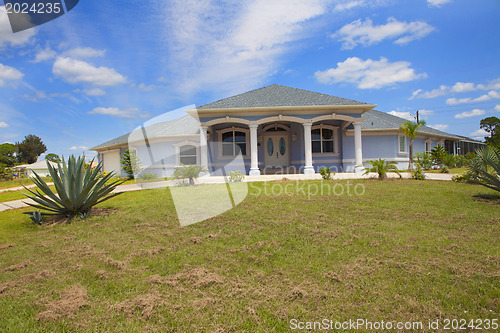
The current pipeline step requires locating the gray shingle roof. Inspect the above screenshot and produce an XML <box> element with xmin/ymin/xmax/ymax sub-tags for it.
<box><xmin>360</xmin><ymin>110</ymin><xmax>461</xmax><ymax>139</ymax></box>
<box><xmin>198</xmin><ymin>84</ymin><xmax>369</xmax><ymax>109</ymax></box>
<box><xmin>91</xmin><ymin>115</ymin><xmax>199</xmax><ymax>150</ymax></box>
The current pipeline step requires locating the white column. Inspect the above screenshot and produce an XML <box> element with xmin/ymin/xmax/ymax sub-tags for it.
<box><xmin>199</xmin><ymin>126</ymin><xmax>209</xmax><ymax>173</ymax></box>
<box><xmin>249</xmin><ymin>124</ymin><xmax>260</xmax><ymax>176</ymax></box>
<box><xmin>354</xmin><ymin>122</ymin><xmax>363</xmax><ymax>173</ymax></box>
<box><xmin>303</xmin><ymin>122</ymin><xmax>314</xmax><ymax>174</ymax></box>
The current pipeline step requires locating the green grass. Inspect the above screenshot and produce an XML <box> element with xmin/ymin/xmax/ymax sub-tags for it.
<box><xmin>0</xmin><ymin>180</ymin><xmax>498</xmax><ymax>332</ymax></box>
<box><xmin>426</xmin><ymin>167</ymin><xmax>468</xmax><ymax>174</ymax></box>
<box><xmin>0</xmin><ymin>186</ymin><xmax>57</xmax><ymax>203</ymax></box>
<box><xmin>0</xmin><ymin>177</ymin><xmax>51</xmax><ymax>190</ymax></box>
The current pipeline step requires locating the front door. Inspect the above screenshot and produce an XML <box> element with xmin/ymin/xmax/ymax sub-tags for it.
<box><xmin>264</xmin><ymin>134</ymin><xmax>290</xmax><ymax>167</ymax></box>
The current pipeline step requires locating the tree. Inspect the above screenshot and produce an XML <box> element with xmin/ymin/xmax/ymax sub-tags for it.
<box><xmin>45</xmin><ymin>153</ymin><xmax>61</xmax><ymax>163</ymax></box>
<box><xmin>121</xmin><ymin>149</ymin><xmax>142</xmax><ymax>179</ymax></box>
<box><xmin>400</xmin><ymin>120</ymin><xmax>426</xmax><ymax>170</ymax></box>
<box><xmin>16</xmin><ymin>135</ymin><xmax>47</xmax><ymax>164</ymax></box>
<box><xmin>0</xmin><ymin>143</ymin><xmax>16</xmax><ymax>167</ymax></box>
<box><xmin>480</xmin><ymin>116</ymin><xmax>500</xmax><ymax>148</ymax></box>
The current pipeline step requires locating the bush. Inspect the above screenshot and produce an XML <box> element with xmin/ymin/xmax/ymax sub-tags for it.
<box><xmin>320</xmin><ymin>167</ymin><xmax>333</xmax><ymax>180</ymax></box>
<box><xmin>173</xmin><ymin>164</ymin><xmax>207</xmax><ymax>186</ymax></box>
<box><xmin>138</xmin><ymin>173</ymin><xmax>158</xmax><ymax>181</ymax></box>
<box><xmin>363</xmin><ymin>159</ymin><xmax>400</xmax><ymax>179</ymax></box>
<box><xmin>411</xmin><ymin>165</ymin><xmax>426</xmax><ymax>180</ymax></box>
<box><xmin>228</xmin><ymin>170</ymin><xmax>244</xmax><ymax>182</ymax></box>
<box><xmin>440</xmin><ymin>166</ymin><xmax>450</xmax><ymax>173</ymax></box>
<box><xmin>23</xmin><ymin>155</ymin><xmax>123</xmax><ymax>219</ymax></box>
<box><xmin>467</xmin><ymin>146</ymin><xmax>500</xmax><ymax>193</ymax></box>
<box><xmin>415</xmin><ymin>152</ymin><xmax>433</xmax><ymax>170</ymax></box>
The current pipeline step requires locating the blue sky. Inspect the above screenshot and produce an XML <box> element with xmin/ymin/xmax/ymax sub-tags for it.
<box><xmin>0</xmin><ymin>0</ymin><xmax>499</xmax><ymax>160</ymax></box>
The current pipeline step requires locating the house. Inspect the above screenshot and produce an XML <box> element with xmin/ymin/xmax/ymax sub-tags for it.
<box><xmin>12</xmin><ymin>160</ymin><xmax>58</xmax><ymax>178</ymax></box>
<box><xmin>91</xmin><ymin>84</ymin><xmax>467</xmax><ymax>177</ymax></box>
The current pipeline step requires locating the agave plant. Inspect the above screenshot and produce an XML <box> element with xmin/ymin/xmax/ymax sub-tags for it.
<box><xmin>467</xmin><ymin>146</ymin><xmax>500</xmax><ymax>193</ymax></box>
<box><xmin>23</xmin><ymin>155</ymin><xmax>123</xmax><ymax>218</ymax></box>
<box><xmin>363</xmin><ymin>158</ymin><xmax>401</xmax><ymax>179</ymax></box>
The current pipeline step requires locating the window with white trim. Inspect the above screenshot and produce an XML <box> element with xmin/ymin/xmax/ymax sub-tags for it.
<box><xmin>220</xmin><ymin>129</ymin><xmax>247</xmax><ymax>156</ymax></box>
<box><xmin>399</xmin><ymin>135</ymin><xmax>407</xmax><ymax>153</ymax></box>
<box><xmin>424</xmin><ymin>139</ymin><xmax>432</xmax><ymax>153</ymax></box>
<box><xmin>179</xmin><ymin>145</ymin><xmax>197</xmax><ymax>165</ymax></box>
<box><xmin>311</xmin><ymin>125</ymin><xmax>337</xmax><ymax>154</ymax></box>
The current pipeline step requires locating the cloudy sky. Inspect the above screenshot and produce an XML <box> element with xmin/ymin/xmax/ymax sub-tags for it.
<box><xmin>0</xmin><ymin>0</ymin><xmax>499</xmax><ymax>159</ymax></box>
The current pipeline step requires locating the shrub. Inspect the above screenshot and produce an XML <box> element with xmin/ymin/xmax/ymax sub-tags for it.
<box><xmin>138</xmin><ymin>173</ymin><xmax>158</xmax><ymax>181</ymax></box>
<box><xmin>228</xmin><ymin>170</ymin><xmax>245</xmax><ymax>182</ymax></box>
<box><xmin>440</xmin><ymin>166</ymin><xmax>450</xmax><ymax>173</ymax></box>
<box><xmin>320</xmin><ymin>167</ymin><xmax>333</xmax><ymax>180</ymax></box>
<box><xmin>363</xmin><ymin>159</ymin><xmax>400</xmax><ymax>179</ymax></box>
<box><xmin>173</xmin><ymin>164</ymin><xmax>207</xmax><ymax>186</ymax></box>
<box><xmin>430</xmin><ymin>145</ymin><xmax>447</xmax><ymax>166</ymax></box>
<box><xmin>467</xmin><ymin>146</ymin><xmax>500</xmax><ymax>193</ymax></box>
<box><xmin>411</xmin><ymin>164</ymin><xmax>426</xmax><ymax>180</ymax></box>
<box><xmin>121</xmin><ymin>149</ymin><xmax>142</xmax><ymax>180</ymax></box>
<box><xmin>23</xmin><ymin>155</ymin><xmax>123</xmax><ymax>219</ymax></box>
<box><xmin>415</xmin><ymin>152</ymin><xmax>433</xmax><ymax>170</ymax></box>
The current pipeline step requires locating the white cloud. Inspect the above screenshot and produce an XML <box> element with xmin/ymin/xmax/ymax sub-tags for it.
<box><xmin>0</xmin><ymin>63</ymin><xmax>23</xmax><ymax>86</ymax></box>
<box><xmin>33</xmin><ymin>46</ymin><xmax>56</xmax><ymax>62</ymax></box>
<box><xmin>69</xmin><ymin>145</ymin><xmax>89</xmax><ymax>151</ymax></box>
<box><xmin>333</xmin><ymin>17</ymin><xmax>435</xmax><ymax>50</ymax></box>
<box><xmin>446</xmin><ymin>91</ymin><xmax>500</xmax><ymax>105</ymax></box>
<box><xmin>88</xmin><ymin>107</ymin><xmax>149</xmax><ymax>118</ymax></box>
<box><xmin>387</xmin><ymin>110</ymin><xmax>414</xmax><ymax>121</ymax></box>
<box><xmin>53</xmin><ymin>57</ymin><xmax>127</xmax><ymax>86</ymax></box>
<box><xmin>333</xmin><ymin>0</ymin><xmax>389</xmax><ymax>12</ymax></box>
<box><xmin>419</xmin><ymin>109</ymin><xmax>434</xmax><ymax>116</ymax></box>
<box><xmin>451</xmin><ymin>82</ymin><xmax>476</xmax><ymax>93</ymax></box>
<box><xmin>0</xmin><ymin>121</ymin><xmax>8</xmax><ymax>128</ymax></box>
<box><xmin>454</xmin><ymin>109</ymin><xmax>485</xmax><ymax>119</ymax></box>
<box><xmin>470</xmin><ymin>128</ymin><xmax>488</xmax><ymax>141</ymax></box>
<box><xmin>82</xmin><ymin>88</ymin><xmax>106</xmax><ymax>96</ymax></box>
<box><xmin>429</xmin><ymin>124</ymin><xmax>448</xmax><ymax>130</ymax></box>
<box><xmin>428</xmin><ymin>0</ymin><xmax>453</xmax><ymax>7</ymax></box>
<box><xmin>138</xmin><ymin>83</ymin><xmax>157</xmax><ymax>92</ymax></box>
<box><xmin>0</xmin><ymin>6</ymin><xmax>36</xmax><ymax>48</ymax></box>
<box><xmin>495</xmin><ymin>105</ymin><xmax>500</xmax><ymax>112</ymax></box>
<box><xmin>63</xmin><ymin>47</ymin><xmax>105</xmax><ymax>59</ymax></box>
<box><xmin>410</xmin><ymin>77</ymin><xmax>500</xmax><ymax>99</ymax></box>
<box><xmin>315</xmin><ymin>57</ymin><xmax>426</xmax><ymax>89</ymax></box>
<box><xmin>165</xmin><ymin>0</ymin><xmax>329</xmax><ymax>94</ymax></box>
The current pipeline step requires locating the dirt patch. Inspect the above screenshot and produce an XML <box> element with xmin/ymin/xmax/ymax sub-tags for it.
<box><xmin>167</xmin><ymin>267</ymin><xmax>224</xmax><ymax>288</ymax></box>
<box><xmin>113</xmin><ymin>290</ymin><xmax>164</xmax><ymax>319</ymax></box>
<box><xmin>0</xmin><ymin>244</ymin><xmax>14</xmax><ymax>251</ymax></box>
<box><xmin>3</xmin><ymin>260</ymin><xmax>30</xmax><ymax>272</ymax></box>
<box><xmin>103</xmin><ymin>257</ymin><xmax>125</xmax><ymax>269</ymax></box>
<box><xmin>36</xmin><ymin>285</ymin><xmax>88</xmax><ymax>321</ymax></box>
<box><xmin>190</xmin><ymin>237</ymin><xmax>203</xmax><ymax>244</ymax></box>
<box><xmin>324</xmin><ymin>271</ymin><xmax>342</xmax><ymax>282</ymax></box>
<box><xmin>288</xmin><ymin>287</ymin><xmax>307</xmax><ymax>301</ymax></box>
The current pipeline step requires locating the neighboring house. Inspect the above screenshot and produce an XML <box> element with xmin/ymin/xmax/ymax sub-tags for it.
<box><xmin>12</xmin><ymin>160</ymin><xmax>57</xmax><ymax>177</ymax></box>
<box><xmin>91</xmin><ymin>84</ymin><xmax>472</xmax><ymax>177</ymax></box>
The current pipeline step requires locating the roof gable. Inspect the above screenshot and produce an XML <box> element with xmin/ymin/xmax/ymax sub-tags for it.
<box><xmin>198</xmin><ymin>84</ymin><xmax>369</xmax><ymax>109</ymax></box>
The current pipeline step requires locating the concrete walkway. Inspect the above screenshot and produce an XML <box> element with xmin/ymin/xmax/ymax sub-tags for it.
<box><xmin>0</xmin><ymin>172</ymin><xmax>455</xmax><ymax>212</ymax></box>
<box><xmin>0</xmin><ymin>182</ymin><xmax>54</xmax><ymax>194</ymax></box>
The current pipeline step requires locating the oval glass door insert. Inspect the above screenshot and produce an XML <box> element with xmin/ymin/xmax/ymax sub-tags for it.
<box><xmin>279</xmin><ymin>137</ymin><xmax>286</xmax><ymax>155</ymax></box>
<box><xmin>267</xmin><ymin>138</ymin><xmax>274</xmax><ymax>156</ymax></box>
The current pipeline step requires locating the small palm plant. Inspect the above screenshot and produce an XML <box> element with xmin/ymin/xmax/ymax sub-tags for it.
<box><xmin>23</xmin><ymin>155</ymin><xmax>123</xmax><ymax>219</ymax></box>
<box><xmin>468</xmin><ymin>146</ymin><xmax>500</xmax><ymax>193</ymax></box>
<box><xmin>173</xmin><ymin>164</ymin><xmax>208</xmax><ymax>185</ymax></box>
<box><xmin>363</xmin><ymin>159</ymin><xmax>401</xmax><ymax>179</ymax></box>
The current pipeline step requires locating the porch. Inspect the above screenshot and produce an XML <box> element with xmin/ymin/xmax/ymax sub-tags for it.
<box><xmin>196</xmin><ymin>114</ymin><xmax>364</xmax><ymax>176</ymax></box>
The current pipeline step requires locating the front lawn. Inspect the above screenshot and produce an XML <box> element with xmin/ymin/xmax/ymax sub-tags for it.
<box><xmin>0</xmin><ymin>180</ymin><xmax>498</xmax><ymax>332</ymax></box>
<box><xmin>426</xmin><ymin>167</ymin><xmax>468</xmax><ymax>174</ymax></box>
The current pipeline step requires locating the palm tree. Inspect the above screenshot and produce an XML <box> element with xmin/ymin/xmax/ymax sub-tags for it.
<box><xmin>468</xmin><ymin>146</ymin><xmax>500</xmax><ymax>193</ymax></box>
<box><xmin>363</xmin><ymin>159</ymin><xmax>401</xmax><ymax>179</ymax></box>
<box><xmin>400</xmin><ymin>120</ymin><xmax>426</xmax><ymax>170</ymax></box>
